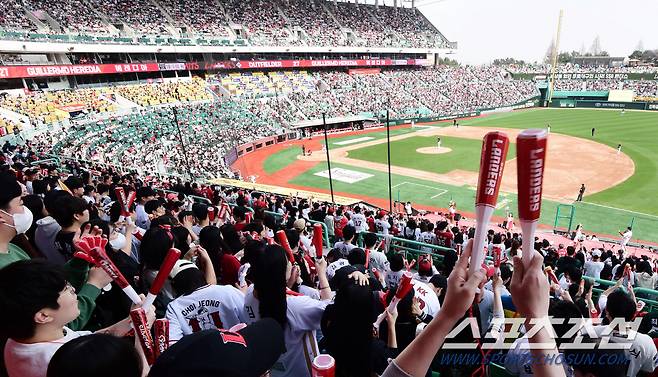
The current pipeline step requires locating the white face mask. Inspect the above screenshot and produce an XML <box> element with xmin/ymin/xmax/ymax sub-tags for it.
<box><xmin>1</xmin><ymin>207</ymin><xmax>33</xmax><ymax>235</ymax></box>
<box><xmin>109</xmin><ymin>232</ymin><xmax>127</xmax><ymax>250</ymax></box>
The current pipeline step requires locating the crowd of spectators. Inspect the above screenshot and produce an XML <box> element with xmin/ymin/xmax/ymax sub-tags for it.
<box><xmin>1</xmin><ymin>0</ymin><xmax>449</xmax><ymax>49</ymax></box>
<box><xmin>114</xmin><ymin>79</ymin><xmax>211</xmax><ymax>107</ymax></box>
<box><xmin>0</xmin><ymin>87</ymin><xmax>117</xmax><ymax>126</ymax></box>
<box><xmin>0</xmin><ymin>115</ymin><xmax>22</xmax><ymax>137</ymax></box>
<box><xmin>226</xmin><ymin>0</ymin><xmax>291</xmax><ymax>46</ymax></box>
<box><xmin>25</xmin><ymin>0</ymin><xmax>110</xmax><ymax>34</ymax></box>
<box><xmin>369</xmin><ymin>5</ymin><xmax>448</xmax><ymax>48</ymax></box>
<box><xmin>330</xmin><ymin>2</ymin><xmax>395</xmax><ymax>47</ymax></box>
<box><xmin>47</xmin><ymin>99</ymin><xmax>284</xmax><ymax>179</ymax></box>
<box><xmin>278</xmin><ymin>0</ymin><xmax>344</xmax><ymax>47</ymax></box>
<box><xmin>0</xmin><ymin>0</ymin><xmax>37</xmax><ymax>31</ymax></box>
<box><xmin>158</xmin><ymin>0</ymin><xmax>231</xmax><ymax>37</ymax></box>
<box><xmin>87</xmin><ymin>0</ymin><xmax>170</xmax><ymax>35</ymax></box>
<box><xmin>0</xmin><ymin>140</ymin><xmax>657</xmax><ymax>377</ymax></box>
<box><xmin>283</xmin><ymin>67</ymin><xmax>538</xmax><ymax>119</ymax></box>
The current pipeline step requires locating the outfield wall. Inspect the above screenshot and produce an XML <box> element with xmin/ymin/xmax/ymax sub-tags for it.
<box><xmin>550</xmin><ymin>99</ymin><xmax>658</xmax><ymax>111</ymax></box>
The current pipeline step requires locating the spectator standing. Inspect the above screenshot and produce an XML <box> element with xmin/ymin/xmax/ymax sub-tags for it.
<box><xmin>584</xmin><ymin>249</ymin><xmax>604</xmax><ymax>280</ymax></box>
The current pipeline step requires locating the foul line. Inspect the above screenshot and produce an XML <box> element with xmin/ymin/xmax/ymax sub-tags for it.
<box><xmin>392</xmin><ymin>181</ymin><xmax>448</xmax><ymax>199</ymax></box>
<box><xmin>577</xmin><ymin>201</ymin><xmax>658</xmax><ymax>220</ymax></box>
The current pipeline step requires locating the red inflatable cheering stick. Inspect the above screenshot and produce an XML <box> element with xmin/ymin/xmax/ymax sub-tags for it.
<box><xmin>544</xmin><ymin>266</ymin><xmax>560</xmax><ymax>285</ymax></box>
<box><xmin>276</xmin><ymin>230</ymin><xmax>295</xmax><ymax>262</ymax></box>
<box><xmin>154</xmin><ymin>319</ymin><xmax>170</xmax><ymax>358</ymax></box>
<box><xmin>470</xmin><ymin>132</ymin><xmax>510</xmax><ymax>276</ymax></box>
<box><xmin>114</xmin><ymin>187</ymin><xmax>136</xmax><ymax>217</ymax></box>
<box><xmin>75</xmin><ymin>236</ymin><xmax>142</xmax><ymax>305</ymax></box>
<box><xmin>312</xmin><ymin>223</ymin><xmax>324</xmax><ymax>259</ymax></box>
<box><xmin>142</xmin><ymin>248</ymin><xmax>181</xmax><ymax>310</ymax></box>
<box><xmin>517</xmin><ymin>129</ymin><xmax>548</xmax><ymax>268</ymax></box>
<box><xmin>373</xmin><ymin>272</ymin><xmax>414</xmax><ymax>329</ymax></box>
<box><xmin>493</xmin><ymin>245</ymin><xmax>502</xmax><ymax>276</ymax></box>
<box><xmin>131</xmin><ymin>308</ymin><xmax>155</xmax><ymax>365</ymax></box>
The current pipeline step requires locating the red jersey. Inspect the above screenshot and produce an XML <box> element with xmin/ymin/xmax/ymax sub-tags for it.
<box><xmin>435</xmin><ymin>230</ymin><xmax>454</xmax><ymax>248</ymax></box>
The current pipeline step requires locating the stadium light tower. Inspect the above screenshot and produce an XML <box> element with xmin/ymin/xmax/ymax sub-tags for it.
<box><xmin>322</xmin><ymin>113</ymin><xmax>335</xmax><ymax>205</ymax></box>
<box><xmin>547</xmin><ymin>9</ymin><xmax>564</xmax><ymax>105</ymax></box>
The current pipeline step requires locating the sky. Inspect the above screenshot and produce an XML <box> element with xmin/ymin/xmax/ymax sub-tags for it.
<box><xmin>417</xmin><ymin>0</ymin><xmax>658</xmax><ymax>64</ymax></box>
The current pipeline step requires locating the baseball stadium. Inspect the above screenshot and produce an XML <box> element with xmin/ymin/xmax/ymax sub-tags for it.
<box><xmin>1</xmin><ymin>0</ymin><xmax>658</xmax><ymax>376</ymax></box>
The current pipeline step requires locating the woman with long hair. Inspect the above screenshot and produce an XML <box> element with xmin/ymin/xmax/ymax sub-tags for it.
<box><xmin>243</xmin><ymin>244</ymin><xmax>331</xmax><ymax>377</ymax></box>
<box><xmin>322</xmin><ymin>280</ymin><xmax>397</xmax><ymax>376</ymax></box>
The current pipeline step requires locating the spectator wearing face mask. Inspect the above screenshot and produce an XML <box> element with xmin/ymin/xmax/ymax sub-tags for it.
<box><xmin>0</xmin><ymin>172</ymin><xmax>33</xmax><ymax>269</ymax></box>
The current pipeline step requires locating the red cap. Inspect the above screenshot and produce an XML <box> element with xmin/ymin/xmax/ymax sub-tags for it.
<box><xmin>516</xmin><ymin>129</ymin><xmax>548</xmax><ymax>222</ymax></box>
<box><xmin>476</xmin><ymin>132</ymin><xmax>510</xmax><ymax>207</ymax></box>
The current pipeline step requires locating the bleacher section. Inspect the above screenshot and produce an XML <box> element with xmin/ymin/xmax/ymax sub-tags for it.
<box><xmin>0</xmin><ymin>0</ymin><xmax>452</xmax><ymax>49</ymax></box>
<box><xmin>114</xmin><ymin>79</ymin><xmax>212</xmax><ymax>106</ymax></box>
<box><xmin>51</xmin><ymin>100</ymin><xmax>284</xmax><ymax>178</ymax></box>
<box><xmin>0</xmin><ymin>87</ymin><xmax>118</xmax><ymax>124</ymax></box>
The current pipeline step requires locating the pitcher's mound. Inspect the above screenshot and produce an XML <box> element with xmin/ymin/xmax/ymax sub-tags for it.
<box><xmin>416</xmin><ymin>147</ymin><xmax>452</xmax><ymax>154</ymax></box>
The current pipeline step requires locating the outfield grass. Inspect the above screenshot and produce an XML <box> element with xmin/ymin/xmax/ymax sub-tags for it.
<box><xmin>347</xmin><ymin>135</ymin><xmax>517</xmax><ymax>174</ymax></box>
<box><xmin>460</xmin><ymin>108</ymin><xmax>658</xmax><ymax>215</ymax></box>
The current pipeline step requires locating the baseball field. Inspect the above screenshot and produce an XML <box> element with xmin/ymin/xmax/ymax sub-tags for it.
<box><xmin>233</xmin><ymin>108</ymin><xmax>658</xmax><ymax>243</ymax></box>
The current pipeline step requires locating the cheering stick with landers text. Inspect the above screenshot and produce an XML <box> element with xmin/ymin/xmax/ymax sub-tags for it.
<box><xmin>516</xmin><ymin>129</ymin><xmax>548</xmax><ymax>268</ymax></box>
<box><xmin>141</xmin><ymin>248</ymin><xmax>181</xmax><ymax>310</ymax></box>
<box><xmin>469</xmin><ymin>132</ymin><xmax>510</xmax><ymax>276</ymax></box>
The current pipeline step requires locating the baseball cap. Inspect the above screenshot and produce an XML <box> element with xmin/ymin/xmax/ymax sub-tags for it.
<box><xmin>293</xmin><ymin>218</ymin><xmax>307</xmax><ymax>231</ymax></box>
<box><xmin>592</xmin><ymin>249</ymin><xmax>602</xmax><ymax>257</ymax></box>
<box><xmin>148</xmin><ymin>318</ymin><xmax>285</xmax><ymax>377</ymax></box>
<box><xmin>169</xmin><ymin>260</ymin><xmax>197</xmax><ymax>279</ymax></box>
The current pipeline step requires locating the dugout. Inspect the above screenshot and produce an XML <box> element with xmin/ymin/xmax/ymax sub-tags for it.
<box><xmin>291</xmin><ymin>115</ymin><xmax>378</xmax><ymax>137</ymax></box>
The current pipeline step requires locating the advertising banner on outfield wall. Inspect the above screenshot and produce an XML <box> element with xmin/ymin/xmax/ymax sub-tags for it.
<box><xmin>0</xmin><ymin>59</ymin><xmax>427</xmax><ymax>79</ymax></box>
<box><xmin>512</xmin><ymin>72</ymin><xmax>658</xmax><ymax>81</ymax></box>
